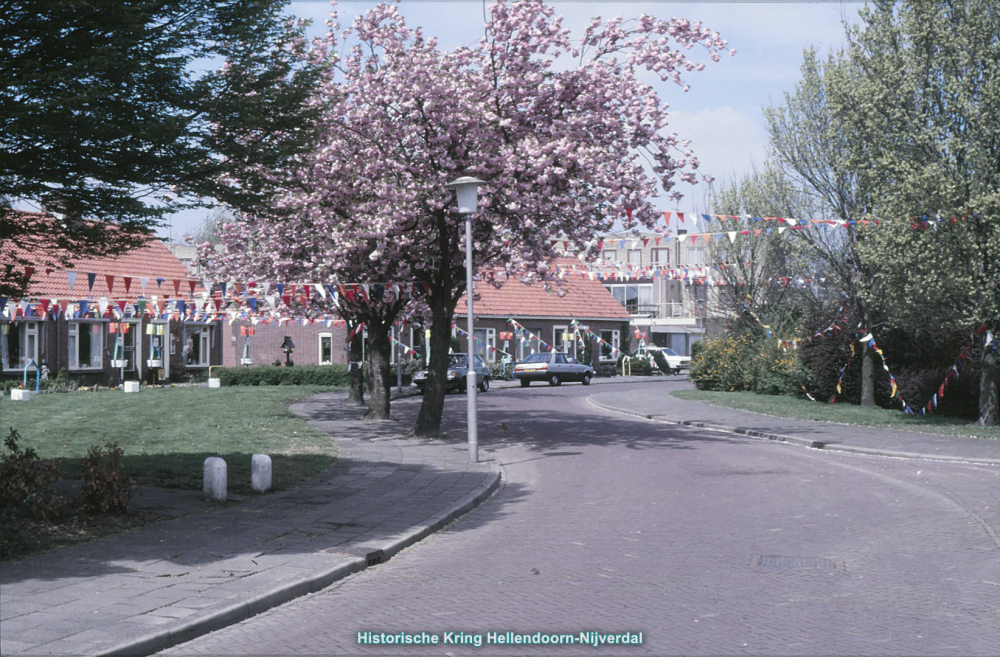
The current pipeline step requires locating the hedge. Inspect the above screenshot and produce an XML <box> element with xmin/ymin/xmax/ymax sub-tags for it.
<box><xmin>217</xmin><ymin>364</ymin><xmax>351</xmax><ymax>387</ymax></box>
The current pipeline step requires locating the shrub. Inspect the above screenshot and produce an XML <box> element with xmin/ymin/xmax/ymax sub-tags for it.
<box><xmin>217</xmin><ymin>364</ymin><xmax>351</xmax><ymax>387</ymax></box>
<box><xmin>689</xmin><ymin>334</ymin><xmax>756</xmax><ymax>392</ymax></box>
<box><xmin>0</xmin><ymin>428</ymin><xmax>66</xmax><ymax>521</ymax></box>
<box><xmin>618</xmin><ymin>354</ymin><xmax>652</xmax><ymax>376</ymax></box>
<box><xmin>748</xmin><ymin>340</ymin><xmax>804</xmax><ymax>396</ymax></box>
<box><xmin>80</xmin><ymin>443</ymin><xmax>134</xmax><ymax>516</ymax></box>
<box><xmin>650</xmin><ymin>349</ymin><xmax>672</xmax><ymax>374</ymax></box>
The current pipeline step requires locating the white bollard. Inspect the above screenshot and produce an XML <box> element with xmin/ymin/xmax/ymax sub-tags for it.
<box><xmin>203</xmin><ymin>457</ymin><xmax>227</xmax><ymax>501</ymax></box>
<box><xmin>251</xmin><ymin>454</ymin><xmax>272</xmax><ymax>493</ymax></box>
<box><xmin>124</xmin><ymin>381</ymin><xmax>140</xmax><ymax>393</ymax></box>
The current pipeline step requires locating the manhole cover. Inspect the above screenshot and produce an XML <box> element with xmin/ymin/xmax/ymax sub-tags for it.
<box><xmin>757</xmin><ymin>555</ymin><xmax>837</xmax><ymax>570</ymax></box>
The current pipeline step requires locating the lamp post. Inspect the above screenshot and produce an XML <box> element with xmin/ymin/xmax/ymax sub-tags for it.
<box><xmin>446</xmin><ymin>175</ymin><xmax>487</xmax><ymax>463</ymax></box>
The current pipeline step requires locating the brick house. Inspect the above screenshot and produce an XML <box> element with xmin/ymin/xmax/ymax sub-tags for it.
<box><xmin>454</xmin><ymin>260</ymin><xmax>632</xmax><ymax>370</ymax></box>
<box><xmin>1</xmin><ymin>219</ymin><xmax>222</xmax><ymax>385</ymax></box>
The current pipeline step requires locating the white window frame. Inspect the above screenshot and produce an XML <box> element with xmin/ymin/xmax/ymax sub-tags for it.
<box><xmin>147</xmin><ymin>321</ymin><xmax>169</xmax><ymax>371</ymax></box>
<box><xmin>687</xmin><ymin>246</ymin><xmax>707</xmax><ymax>265</ymax></box>
<box><xmin>627</xmin><ymin>249</ymin><xmax>642</xmax><ymax>266</ymax></box>
<box><xmin>69</xmin><ymin>320</ymin><xmax>104</xmax><ymax>370</ymax></box>
<box><xmin>1</xmin><ymin>321</ymin><xmax>40</xmax><ymax>371</ymax></box>
<box><xmin>553</xmin><ymin>325</ymin><xmax>570</xmax><ymax>355</ymax></box>
<box><xmin>518</xmin><ymin>327</ymin><xmax>544</xmax><ymax>360</ymax></box>
<box><xmin>652</xmin><ymin>248</ymin><xmax>670</xmax><ymax>265</ymax></box>
<box><xmin>318</xmin><ymin>332</ymin><xmax>333</xmax><ymax>366</ymax></box>
<box><xmin>601</xmin><ymin>250</ymin><xmax>617</xmax><ymax>262</ymax></box>
<box><xmin>183</xmin><ymin>324</ymin><xmax>212</xmax><ymax>368</ymax></box>
<box><xmin>473</xmin><ymin>327</ymin><xmax>496</xmax><ymax>362</ymax></box>
<box><xmin>600</xmin><ymin>329</ymin><xmax>621</xmax><ymax>362</ymax></box>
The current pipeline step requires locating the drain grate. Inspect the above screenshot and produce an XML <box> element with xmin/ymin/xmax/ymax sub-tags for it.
<box><xmin>757</xmin><ymin>555</ymin><xmax>837</xmax><ymax>570</ymax></box>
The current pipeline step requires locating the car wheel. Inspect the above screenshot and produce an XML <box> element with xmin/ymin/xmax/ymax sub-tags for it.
<box><xmin>548</xmin><ymin>374</ymin><xmax>560</xmax><ymax>386</ymax></box>
<box><xmin>458</xmin><ymin>378</ymin><xmax>467</xmax><ymax>393</ymax></box>
<box><xmin>674</xmin><ymin>368</ymin><xmax>682</xmax><ymax>375</ymax></box>
<box><xmin>582</xmin><ymin>373</ymin><xmax>592</xmax><ymax>386</ymax></box>
<box><xmin>520</xmin><ymin>379</ymin><xmax>530</xmax><ymax>387</ymax></box>
<box><xmin>479</xmin><ymin>377</ymin><xmax>489</xmax><ymax>393</ymax></box>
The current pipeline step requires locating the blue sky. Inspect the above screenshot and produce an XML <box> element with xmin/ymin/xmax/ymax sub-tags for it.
<box><xmin>159</xmin><ymin>0</ymin><xmax>863</xmax><ymax>241</ymax></box>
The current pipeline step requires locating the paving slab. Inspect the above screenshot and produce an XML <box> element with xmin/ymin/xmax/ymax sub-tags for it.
<box><xmin>0</xmin><ymin>392</ymin><xmax>499</xmax><ymax>656</ymax></box>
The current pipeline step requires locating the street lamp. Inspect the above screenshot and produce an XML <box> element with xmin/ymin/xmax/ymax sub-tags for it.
<box><xmin>446</xmin><ymin>175</ymin><xmax>487</xmax><ymax>463</ymax></box>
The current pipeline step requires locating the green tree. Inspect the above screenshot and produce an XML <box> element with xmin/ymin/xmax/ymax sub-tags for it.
<box><xmin>830</xmin><ymin>0</ymin><xmax>1000</xmax><ymax>425</ymax></box>
<box><xmin>709</xmin><ymin>163</ymin><xmax>831</xmax><ymax>338</ymax></box>
<box><xmin>0</xmin><ymin>0</ymin><xmax>325</xmax><ymax>297</ymax></box>
<box><xmin>763</xmin><ymin>49</ymin><xmax>882</xmax><ymax>406</ymax></box>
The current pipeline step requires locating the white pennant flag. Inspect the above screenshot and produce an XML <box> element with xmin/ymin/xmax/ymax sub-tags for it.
<box><xmin>67</xmin><ymin>271</ymin><xmax>77</xmax><ymax>291</ymax></box>
<box><xmin>140</xmin><ymin>277</ymin><xmax>148</xmax><ymax>294</ymax></box>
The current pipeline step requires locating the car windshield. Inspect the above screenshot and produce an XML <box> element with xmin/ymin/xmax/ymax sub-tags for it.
<box><xmin>449</xmin><ymin>355</ymin><xmax>467</xmax><ymax>367</ymax></box>
<box><xmin>663</xmin><ymin>348</ymin><xmax>679</xmax><ymax>356</ymax></box>
<box><xmin>521</xmin><ymin>353</ymin><xmax>550</xmax><ymax>363</ymax></box>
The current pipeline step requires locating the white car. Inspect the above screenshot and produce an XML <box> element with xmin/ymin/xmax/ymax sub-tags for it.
<box><xmin>636</xmin><ymin>346</ymin><xmax>691</xmax><ymax>374</ymax></box>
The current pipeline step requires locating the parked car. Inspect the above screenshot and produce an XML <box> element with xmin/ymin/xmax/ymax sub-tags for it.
<box><xmin>412</xmin><ymin>354</ymin><xmax>491</xmax><ymax>393</ymax></box>
<box><xmin>513</xmin><ymin>351</ymin><xmax>594</xmax><ymax>387</ymax></box>
<box><xmin>635</xmin><ymin>346</ymin><xmax>691</xmax><ymax>374</ymax></box>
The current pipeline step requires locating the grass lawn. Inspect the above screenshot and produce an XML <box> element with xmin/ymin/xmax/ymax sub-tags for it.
<box><xmin>671</xmin><ymin>389</ymin><xmax>1000</xmax><ymax>441</ymax></box>
<box><xmin>2</xmin><ymin>385</ymin><xmax>345</xmax><ymax>495</ymax></box>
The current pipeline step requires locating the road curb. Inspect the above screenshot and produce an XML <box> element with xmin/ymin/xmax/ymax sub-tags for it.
<box><xmin>96</xmin><ymin>461</ymin><xmax>501</xmax><ymax>657</ymax></box>
<box><xmin>587</xmin><ymin>397</ymin><xmax>1000</xmax><ymax>466</ymax></box>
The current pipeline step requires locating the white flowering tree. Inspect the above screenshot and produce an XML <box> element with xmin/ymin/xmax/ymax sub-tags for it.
<box><xmin>210</xmin><ymin>0</ymin><xmax>731</xmax><ymax>436</ymax></box>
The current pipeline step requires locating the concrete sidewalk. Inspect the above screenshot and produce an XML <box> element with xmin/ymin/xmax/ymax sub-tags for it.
<box><xmin>588</xmin><ymin>383</ymin><xmax>1000</xmax><ymax>465</ymax></box>
<box><xmin>0</xmin><ymin>392</ymin><xmax>499</xmax><ymax>656</ymax></box>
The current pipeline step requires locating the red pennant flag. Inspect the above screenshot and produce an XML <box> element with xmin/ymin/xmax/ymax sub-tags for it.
<box><xmin>677</xmin><ymin>212</ymin><xmax>685</xmax><ymax>223</ymax></box>
<box><xmin>663</xmin><ymin>211</ymin><xmax>670</xmax><ymax>223</ymax></box>
<box><xmin>105</xmin><ymin>275</ymin><xmax>115</xmax><ymax>292</ymax></box>
<box><xmin>118</xmin><ymin>300</ymin><xmax>127</xmax><ymax>313</ymax></box>
<box><xmin>23</xmin><ymin>266</ymin><xmax>34</xmax><ymax>281</ymax></box>
<box><xmin>188</xmin><ymin>280</ymin><xmax>197</xmax><ymax>294</ymax></box>
<box><xmin>123</xmin><ymin>276</ymin><xmax>132</xmax><ymax>294</ymax></box>
<box><xmin>39</xmin><ymin>299</ymin><xmax>50</xmax><ymax>313</ymax></box>
<box><xmin>281</xmin><ymin>294</ymin><xmax>292</xmax><ymax>306</ymax></box>
<box><xmin>172</xmin><ymin>279</ymin><xmax>181</xmax><ymax>296</ymax></box>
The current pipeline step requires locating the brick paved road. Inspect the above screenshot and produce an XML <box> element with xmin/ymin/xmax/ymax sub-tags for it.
<box><xmin>165</xmin><ymin>382</ymin><xmax>1000</xmax><ymax>656</ymax></box>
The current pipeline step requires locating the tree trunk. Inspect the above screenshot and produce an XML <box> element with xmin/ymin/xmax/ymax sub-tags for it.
<box><xmin>975</xmin><ymin>332</ymin><xmax>998</xmax><ymax>426</ymax></box>
<box><xmin>413</xmin><ymin>292</ymin><xmax>454</xmax><ymax>437</ymax></box>
<box><xmin>365</xmin><ymin>325</ymin><xmax>392</xmax><ymax>420</ymax></box>
<box><xmin>347</xmin><ymin>328</ymin><xmax>365</xmax><ymax>407</ymax></box>
<box><xmin>860</xmin><ymin>341</ymin><xmax>876</xmax><ymax>407</ymax></box>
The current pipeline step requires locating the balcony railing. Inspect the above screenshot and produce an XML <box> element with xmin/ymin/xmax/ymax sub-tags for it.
<box><xmin>627</xmin><ymin>302</ymin><xmax>691</xmax><ymax>318</ymax></box>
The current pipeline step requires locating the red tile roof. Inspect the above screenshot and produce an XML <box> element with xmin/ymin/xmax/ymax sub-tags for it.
<box><xmin>457</xmin><ymin>259</ymin><xmax>630</xmax><ymax>321</ymax></box>
<box><xmin>3</xmin><ymin>212</ymin><xmax>202</xmax><ymax>301</ymax></box>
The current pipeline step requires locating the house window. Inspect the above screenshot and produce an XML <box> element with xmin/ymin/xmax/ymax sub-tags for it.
<box><xmin>606</xmin><ymin>284</ymin><xmax>653</xmax><ymax>314</ymax></box>
<box><xmin>652</xmin><ymin>248</ymin><xmax>670</xmax><ymax>265</ymax></box>
<box><xmin>146</xmin><ymin>322</ymin><xmax>167</xmax><ymax>367</ymax></box>
<box><xmin>601</xmin><ymin>250</ymin><xmax>617</xmax><ymax>262</ymax></box>
<box><xmin>600</xmin><ymin>329</ymin><xmax>620</xmax><ymax>361</ymax></box>
<box><xmin>2</xmin><ymin>321</ymin><xmax>39</xmax><ymax>370</ymax></box>
<box><xmin>553</xmin><ymin>325</ymin><xmax>572</xmax><ymax>355</ymax></box>
<box><xmin>319</xmin><ymin>333</ymin><xmax>333</xmax><ymax>365</ymax></box>
<box><xmin>109</xmin><ymin>321</ymin><xmax>140</xmax><ymax>371</ymax></box>
<box><xmin>518</xmin><ymin>327</ymin><xmax>544</xmax><ymax>360</ymax></box>
<box><xmin>473</xmin><ymin>327</ymin><xmax>496</xmax><ymax>362</ymax></box>
<box><xmin>183</xmin><ymin>325</ymin><xmax>212</xmax><ymax>368</ymax></box>
<box><xmin>69</xmin><ymin>321</ymin><xmax>103</xmax><ymax>370</ymax></box>
<box><xmin>627</xmin><ymin>249</ymin><xmax>642</xmax><ymax>266</ymax></box>
<box><xmin>687</xmin><ymin>246</ymin><xmax>707</xmax><ymax>265</ymax></box>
